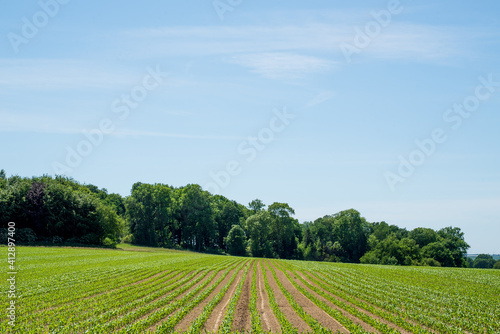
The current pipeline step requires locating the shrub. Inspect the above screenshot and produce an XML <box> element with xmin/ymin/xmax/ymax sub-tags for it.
<box><xmin>121</xmin><ymin>234</ymin><xmax>134</xmax><ymax>244</ymax></box>
<box><xmin>421</xmin><ymin>258</ymin><xmax>441</xmax><ymax>267</ymax></box>
<box><xmin>360</xmin><ymin>252</ymin><xmax>380</xmax><ymax>264</ymax></box>
<box><xmin>103</xmin><ymin>237</ymin><xmax>117</xmax><ymax>249</ymax></box>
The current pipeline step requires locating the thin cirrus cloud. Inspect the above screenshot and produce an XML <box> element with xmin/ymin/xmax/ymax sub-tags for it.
<box><xmin>0</xmin><ymin>23</ymin><xmax>480</xmax><ymax>91</ymax></box>
<box><xmin>0</xmin><ymin>110</ymin><xmax>244</xmax><ymax>141</ymax></box>
<box><xmin>228</xmin><ymin>53</ymin><xmax>336</xmax><ymax>80</ymax></box>
<box><xmin>0</xmin><ymin>110</ymin><xmax>85</xmax><ymax>134</ymax></box>
<box><xmin>118</xmin><ymin>22</ymin><xmax>471</xmax><ymax>62</ymax></box>
<box><xmin>0</xmin><ymin>59</ymin><xmax>139</xmax><ymax>91</ymax></box>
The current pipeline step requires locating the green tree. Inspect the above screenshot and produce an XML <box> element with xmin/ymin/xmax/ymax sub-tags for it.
<box><xmin>268</xmin><ymin>202</ymin><xmax>298</xmax><ymax>259</ymax></box>
<box><xmin>473</xmin><ymin>254</ymin><xmax>495</xmax><ymax>269</ymax></box>
<box><xmin>437</xmin><ymin>227</ymin><xmax>470</xmax><ymax>267</ymax></box>
<box><xmin>244</xmin><ymin>212</ymin><xmax>273</xmax><ymax>258</ymax></box>
<box><xmin>370</xmin><ymin>221</ymin><xmax>408</xmax><ymax>241</ymax></box>
<box><xmin>409</xmin><ymin>227</ymin><xmax>438</xmax><ymax>247</ymax></box>
<box><xmin>126</xmin><ymin>183</ymin><xmax>156</xmax><ymax>246</ymax></box>
<box><xmin>224</xmin><ymin>225</ymin><xmax>247</xmax><ymax>256</ymax></box>
<box><xmin>248</xmin><ymin>199</ymin><xmax>265</xmax><ymax>213</ymax></box>
<box><xmin>178</xmin><ymin>184</ymin><xmax>216</xmax><ymax>251</ymax></box>
<box><xmin>421</xmin><ymin>242</ymin><xmax>454</xmax><ymax>267</ymax></box>
<box><xmin>360</xmin><ymin>234</ymin><xmax>420</xmax><ymax>266</ymax></box>
<box><xmin>493</xmin><ymin>259</ymin><xmax>500</xmax><ymax>269</ymax></box>
<box><xmin>0</xmin><ymin>169</ymin><xmax>6</xmax><ymax>189</ymax></box>
<box><xmin>331</xmin><ymin>209</ymin><xmax>369</xmax><ymax>262</ymax></box>
<box><xmin>213</xmin><ymin>198</ymin><xmax>245</xmax><ymax>250</ymax></box>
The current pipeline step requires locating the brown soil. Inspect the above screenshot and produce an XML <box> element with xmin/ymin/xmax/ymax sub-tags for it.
<box><xmin>231</xmin><ymin>261</ymin><xmax>254</xmax><ymax>332</ymax></box>
<box><xmin>203</xmin><ymin>261</ymin><xmax>253</xmax><ymax>332</ymax></box>
<box><xmin>267</xmin><ymin>261</ymin><xmax>349</xmax><ymax>334</ymax></box>
<box><xmin>174</xmin><ymin>266</ymin><xmax>242</xmax><ymax>333</ymax></box>
<box><xmin>256</xmin><ymin>260</ymin><xmax>281</xmax><ymax>333</ymax></box>
<box><xmin>261</xmin><ymin>261</ymin><xmax>311</xmax><ymax>333</ymax></box>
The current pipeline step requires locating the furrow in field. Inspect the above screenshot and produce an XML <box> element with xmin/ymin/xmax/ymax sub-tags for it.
<box><xmin>175</xmin><ymin>265</ymin><xmax>244</xmax><ymax>332</ymax></box>
<box><xmin>255</xmin><ymin>260</ymin><xmax>281</xmax><ymax>333</ymax></box>
<box><xmin>77</xmin><ymin>269</ymin><xmax>211</xmax><ymax>333</ymax></box>
<box><xmin>188</xmin><ymin>261</ymin><xmax>251</xmax><ymax>334</ymax></box>
<box><xmin>203</xmin><ymin>260</ymin><xmax>253</xmax><ymax>333</ymax></box>
<box><xmin>267</xmin><ymin>260</ymin><xmax>351</xmax><ymax>334</ymax></box>
<box><xmin>148</xmin><ymin>261</ymin><xmax>246</xmax><ymax>333</ymax></box>
<box><xmin>66</xmin><ymin>260</ymin><xmax>240</xmax><ymax>328</ymax></box>
<box><xmin>139</xmin><ymin>270</ymin><xmax>220</xmax><ymax>325</ymax></box>
<box><xmin>261</xmin><ymin>260</ymin><xmax>309</xmax><ymax>333</ymax></box>
<box><xmin>228</xmin><ymin>260</ymin><xmax>254</xmax><ymax>333</ymax></box>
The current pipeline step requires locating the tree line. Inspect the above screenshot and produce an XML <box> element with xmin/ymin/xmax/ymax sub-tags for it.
<box><xmin>1</xmin><ymin>170</ymin><xmax>497</xmax><ymax>269</ymax></box>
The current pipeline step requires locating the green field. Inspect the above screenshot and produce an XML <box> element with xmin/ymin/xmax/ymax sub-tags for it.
<box><xmin>2</xmin><ymin>245</ymin><xmax>499</xmax><ymax>333</ymax></box>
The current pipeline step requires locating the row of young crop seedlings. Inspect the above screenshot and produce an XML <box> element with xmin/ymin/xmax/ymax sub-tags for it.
<box><xmin>22</xmin><ymin>257</ymin><xmax>234</xmax><ymax>333</ymax></box>
<box><xmin>322</xmin><ymin>265</ymin><xmax>499</xmax><ymax>333</ymax></box>
<box><xmin>54</xmin><ymin>258</ymin><xmax>242</xmax><ymax>333</ymax></box>
<box><xmin>13</xmin><ymin>267</ymin><xmax>154</xmax><ymax>331</ymax></box>
<box><xmin>293</xmin><ymin>262</ymin><xmax>488</xmax><ymax>334</ymax></box>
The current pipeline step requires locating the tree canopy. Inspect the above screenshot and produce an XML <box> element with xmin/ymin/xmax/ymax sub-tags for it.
<box><xmin>0</xmin><ymin>169</ymin><xmax>480</xmax><ymax>268</ymax></box>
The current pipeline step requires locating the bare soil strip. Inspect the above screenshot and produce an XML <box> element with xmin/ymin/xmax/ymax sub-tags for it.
<box><xmin>230</xmin><ymin>260</ymin><xmax>254</xmax><ymax>332</ymax></box>
<box><xmin>262</xmin><ymin>261</ymin><xmax>311</xmax><ymax>333</ymax></box>
<box><xmin>267</xmin><ymin>261</ymin><xmax>350</xmax><ymax>334</ymax></box>
<box><xmin>175</xmin><ymin>267</ymin><xmax>242</xmax><ymax>333</ymax></box>
<box><xmin>202</xmin><ymin>261</ymin><xmax>254</xmax><ymax>333</ymax></box>
<box><xmin>256</xmin><ymin>260</ymin><xmax>281</xmax><ymax>333</ymax></box>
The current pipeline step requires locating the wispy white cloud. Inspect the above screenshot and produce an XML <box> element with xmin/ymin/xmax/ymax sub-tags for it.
<box><xmin>111</xmin><ymin>129</ymin><xmax>246</xmax><ymax>140</ymax></box>
<box><xmin>229</xmin><ymin>53</ymin><xmax>336</xmax><ymax>80</ymax></box>
<box><xmin>0</xmin><ymin>59</ymin><xmax>139</xmax><ymax>91</ymax></box>
<box><xmin>305</xmin><ymin>90</ymin><xmax>337</xmax><ymax>108</ymax></box>
<box><xmin>0</xmin><ymin>111</ymin><xmax>244</xmax><ymax>140</ymax></box>
<box><xmin>0</xmin><ymin>22</ymin><xmax>488</xmax><ymax>89</ymax></box>
<box><xmin>119</xmin><ymin>22</ymin><xmax>478</xmax><ymax>63</ymax></box>
<box><xmin>0</xmin><ymin>110</ymin><xmax>83</xmax><ymax>134</ymax></box>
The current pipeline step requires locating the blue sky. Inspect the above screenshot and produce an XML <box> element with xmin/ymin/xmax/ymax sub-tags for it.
<box><xmin>1</xmin><ymin>0</ymin><xmax>499</xmax><ymax>253</ymax></box>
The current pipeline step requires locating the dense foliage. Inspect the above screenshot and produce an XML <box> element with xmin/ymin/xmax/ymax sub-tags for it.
<box><xmin>0</xmin><ymin>170</ymin><xmax>483</xmax><ymax>267</ymax></box>
<box><xmin>0</xmin><ymin>171</ymin><xmax>125</xmax><ymax>247</ymax></box>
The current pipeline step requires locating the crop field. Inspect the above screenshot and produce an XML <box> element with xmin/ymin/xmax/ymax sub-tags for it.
<box><xmin>1</xmin><ymin>245</ymin><xmax>499</xmax><ymax>333</ymax></box>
